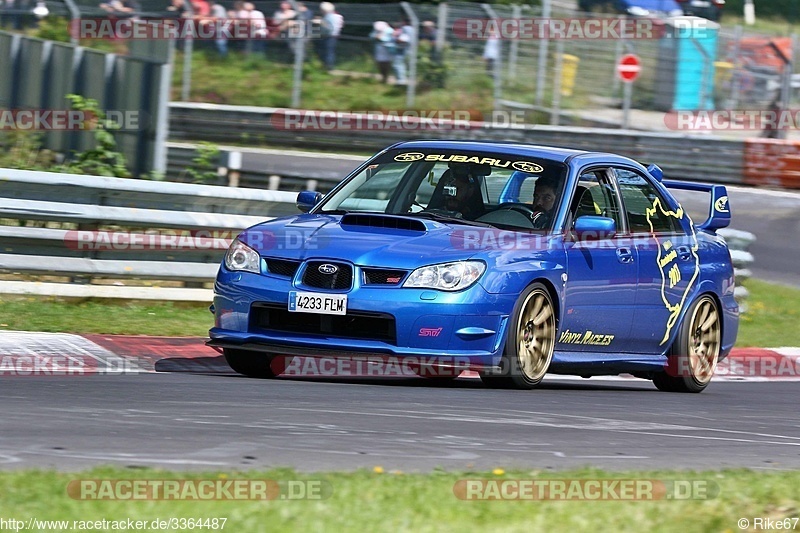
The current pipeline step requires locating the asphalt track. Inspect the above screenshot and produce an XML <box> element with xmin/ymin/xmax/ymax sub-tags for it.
<box><xmin>2</xmin><ymin>371</ymin><xmax>799</xmax><ymax>472</ymax></box>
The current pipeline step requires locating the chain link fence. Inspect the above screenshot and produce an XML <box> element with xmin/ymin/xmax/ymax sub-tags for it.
<box><xmin>15</xmin><ymin>0</ymin><xmax>800</xmax><ymax>133</ymax></box>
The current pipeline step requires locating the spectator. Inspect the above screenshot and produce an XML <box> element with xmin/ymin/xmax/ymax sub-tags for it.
<box><xmin>230</xmin><ymin>0</ymin><xmax>246</xmax><ymax>18</ymax></box>
<box><xmin>228</xmin><ymin>0</ymin><xmax>248</xmax><ymax>53</ymax></box>
<box><xmin>99</xmin><ymin>0</ymin><xmax>140</xmax><ymax>16</ymax></box>
<box><xmin>318</xmin><ymin>1</ymin><xmax>343</xmax><ymax>71</ymax></box>
<box><xmin>244</xmin><ymin>2</ymin><xmax>267</xmax><ymax>54</ymax></box>
<box><xmin>189</xmin><ymin>0</ymin><xmax>210</xmax><ymax>17</ymax></box>
<box><xmin>370</xmin><ymin>21</ymin><xmax>394</xmax><ymax>84</ymax></box>
<box><xmin>420</xmin><ymin>20</ymin><xmax>435</xmax><ymax>43</ymax></box>
<box><xmin>392</xmin><ymin>17</ymin><xmax>413</xmax><ymax>85</ymax></box>
<box><xmin>288</xmin><ymin>2</ymin><xmax>312</xmax><ymax>38</ymax></box>
<box><xmin>167</xmin><ymin>0</ymin><xmax>190</xmax><ymax>17</ymax></box>
<box><xmin>209</xmin><ymin>0</ymin><xmax>228</xmax><ymax>57</ymax></box>
<box><xmin>482</xmin><ymin>28</ymin><xmax>499</xmax><ymax>76</ymax></box>
<box><xmin>419</xmin><ymin>20</ymin><xmax>441</xmax><ymax>63</ymax></box>
<box><xmin>272</xmin><ymin>1</ymin><xmax>295</xmax><ymax>33</ymax></box>
<box><xmin>296</xmin><ymin>2</ymin><xmax>313</xmax><ymax>22</ymax></box>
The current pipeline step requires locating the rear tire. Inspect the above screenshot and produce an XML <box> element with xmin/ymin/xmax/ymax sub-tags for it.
<box><xmin>480</xmin><ymin>283</ymin><xmax>556</xmax><ymax>390</ymax></box>
<box><xmin>653</xmin><ymin>295</ymin><xmax>721</xmax><ymax>393</ymax></box>
<box><xmin>224</xmin><ymin>348</ymin><xmax>288</xmax><ymax>379</ymax></box>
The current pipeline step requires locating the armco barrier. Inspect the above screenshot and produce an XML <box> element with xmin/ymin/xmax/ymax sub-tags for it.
<box><xmin>0</xmin><ymin>168</ymin><xmax>296</xmax><ymax>301</ymax></box>
<box><xmin>168</xmin><ymin>103</ymin><xmax>747</xmax><ymax>187</ymax></box>
<box><xmin>165</xmin><ymin>142</ymin><xmax>363</xmax><ymax>193</ymax></box>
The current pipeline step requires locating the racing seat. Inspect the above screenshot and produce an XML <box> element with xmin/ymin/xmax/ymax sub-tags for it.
<box><xmin>567</xmin><ymin>185</ymin><xmax>589</xmax><ymax>228</ymax></box>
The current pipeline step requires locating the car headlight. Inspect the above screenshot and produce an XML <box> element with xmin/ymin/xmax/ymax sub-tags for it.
<box><xmin>224</xmin><ymin>239</ymin><xmax>261</xmax><ymax>273</ymax></box>
<box><xmin>403</xmin><ymin>261</ymin><xmax>485</xmax><ymax>291</ymax></box>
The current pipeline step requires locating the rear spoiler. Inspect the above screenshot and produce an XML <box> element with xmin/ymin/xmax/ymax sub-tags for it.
<box><xmin>662</xmin><ymin>179</ymin><xmax>731</xmax><ymax>232</ymax></box>
<box><xmin>645</xmin><ymin>164</ymin><xmax>730</xmax><ymax>232</ymax></box>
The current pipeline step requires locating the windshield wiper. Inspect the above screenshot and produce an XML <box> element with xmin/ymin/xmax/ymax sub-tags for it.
<box><xmin>318</xmin><ymin>209</ymin><xmax>350</xmax><ymax>215</ymax></box>
<box><xmin>408</xmin><ymin>211</ymin><xmax>496</xmax><ymax>228</ymax></box>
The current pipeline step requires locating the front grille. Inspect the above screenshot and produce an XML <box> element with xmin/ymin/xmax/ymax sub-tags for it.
<box><xmin>249</xmin><ymin>303</ymin><xmax>396</xmax><ymax>344</ymax></box>
<box><xmin>265</xmin><ymin>258</ymin><xmax>301</xmax><ymax>278</ymax></box>
<box><xmin>362</xmin><ymin>268</ymin><xmax>408</xmax><ymax>285</ymax></box>
<box><xmin>302</xmin><ymin>261</ymin><xmax>352</xmax><ymax>290</ymax></box>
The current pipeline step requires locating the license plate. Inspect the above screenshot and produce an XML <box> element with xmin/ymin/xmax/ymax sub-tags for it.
<box><xmin>288</xmin><ymin>291</ymin><xmax>347</xmax><ymax>315</ymax></box>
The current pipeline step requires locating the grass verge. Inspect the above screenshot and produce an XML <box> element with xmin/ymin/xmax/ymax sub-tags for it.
<box><xmin>0</xmin><ymin>279</ymin><xmax>797</xmax><ymax>346</ymax></box>
<box><xmin>739</xmin><ymin>279</ymin><xmax>800</xmax><ymax>347</ymax></box>
<box><xmin>2</xmin><ymin>467</ymin><xmax>799</xmax><ymax>532</ymax></box>
<box><xmin>0</xmin><ymin>298</ymin><xmax>211</xmax><ymax>337</ymax></box>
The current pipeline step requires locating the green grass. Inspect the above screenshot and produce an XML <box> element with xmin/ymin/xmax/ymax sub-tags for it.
<box><xmin>174</xmin><ymin>50</ymin><xmax>498</xmax><ymax>114</ymax></box>
<box><xmin>1</xmin><ymin>467</ymin><xmax>799</xmax><ymax>532</ymax></box>
<box><xmin>0</xmin><ymin>298</ymin><xmax>211</xmax><ymax>336</ymax></box>
<box><xmin>738</xmin><ymin>279</ymin><xmax>800</xmax><ymax>347</ymax></box>
<box><xmin>0</xmin><ymin>279</ymin><xmax>797</xmax><ymax>346</ymax></box>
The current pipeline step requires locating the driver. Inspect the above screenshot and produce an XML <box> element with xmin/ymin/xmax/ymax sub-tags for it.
<box><xmin>441</xmin><ymin>163</ymin><xmax>484</xmax><ymax>220</ymax></box>
<box><xmin>529</xmin><ymin>176</ymin><xmax>559</xmax><ymax>229</ymax></box>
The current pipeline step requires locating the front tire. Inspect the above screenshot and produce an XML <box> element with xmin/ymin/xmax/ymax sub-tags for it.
<box><xmin>481</xmin><ymin>283</ymin><xmax>556</xmax><ymax>390</ymax></box>
<box><xmin>224</xmin><ymin>348</ymin><xmax>288</xmax><ymax>379</ymax></box>
<box><xmin>653</xmin><ymin>295</ymin><xmax>721</xmax><ymax>393</ymax></box>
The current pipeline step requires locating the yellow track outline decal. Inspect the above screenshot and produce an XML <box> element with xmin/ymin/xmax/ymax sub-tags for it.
<box><xmin>645</xmin><ymin>198</ymin><xmax>700</xmax><ymax>345</ymax></box>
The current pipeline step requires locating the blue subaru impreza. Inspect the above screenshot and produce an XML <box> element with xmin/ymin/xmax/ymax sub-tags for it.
<box><xmin>209</xmin><ymin>141</ymin><xmax>738</xmax><ymax>392</ymax></box>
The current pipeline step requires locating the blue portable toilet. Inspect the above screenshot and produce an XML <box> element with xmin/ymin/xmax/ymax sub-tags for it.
<box><xmin>654</xmin><ymin>16</ymin><xmax>720</xmax><ymax>111</ymax></box>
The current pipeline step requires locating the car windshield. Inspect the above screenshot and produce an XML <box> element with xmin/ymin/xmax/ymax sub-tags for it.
<box><xmin>317</xmin><ymin>149</ymin><xmax>569</xmax><ymax>231</ymax></box>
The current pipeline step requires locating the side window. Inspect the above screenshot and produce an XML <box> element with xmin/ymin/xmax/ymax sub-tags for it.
<box><xmin>615</xmin><ymin>168</ymin><xmax>680</xmax><ymax>234</ymax></box>
<box><xmin>568</xmin><ymin>169</ymin><xmax>623</xmax><ymax>229</ymax></box>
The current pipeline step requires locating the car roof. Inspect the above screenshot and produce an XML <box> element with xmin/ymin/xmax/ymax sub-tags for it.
<box><xmin>391</xmin><ymin>141</ymin><xmax>616</xmax><ymax>163</ymax></box>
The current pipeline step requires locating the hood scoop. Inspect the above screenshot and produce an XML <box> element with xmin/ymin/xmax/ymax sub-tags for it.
<box><xmin>340</xmin><ymin>213</ymin><xmax>427</xmax><ymax>232</ymax></box>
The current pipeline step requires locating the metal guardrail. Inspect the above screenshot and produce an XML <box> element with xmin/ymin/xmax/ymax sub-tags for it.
<box><xmin>168</xmin><ymin>102</ymin><xmax>746</xmax><ymax>187</ymax></box>
<box><xmin>0</xmin><ymin>168</ymin><xmax>297</xmax><ymax>301</ymax></box>
<box><xmin>166</xmin><ymin>142</ymin><xmax>362</xmax><ymax>193</ymax></box>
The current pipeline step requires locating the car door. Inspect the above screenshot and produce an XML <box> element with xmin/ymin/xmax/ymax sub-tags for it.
<box><xmin>560</xmin><ymin>168</ymin><xmax>639</xmax><ymax>354</ymax></box>
<box><xmin>612</xmin><ymin>167</ymin><xmax>699</xmax><ymax>354</ymax></box>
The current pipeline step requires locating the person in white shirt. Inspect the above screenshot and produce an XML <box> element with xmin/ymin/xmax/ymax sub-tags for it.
<box><xmin>244</xmin><ymin>2</ymin><xmax>267</xmax><ymax>53</ymax></box>
<box><xmin>318</xmin><ymin>1</ymin><xmax>343</xmax><ymax>70</ymax></box>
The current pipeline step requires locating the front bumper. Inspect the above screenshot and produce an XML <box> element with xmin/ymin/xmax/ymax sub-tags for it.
<box><xmin>210</xmin><ymin>266</ymin><xmax>517</xmax><ymax>368</ymax></box>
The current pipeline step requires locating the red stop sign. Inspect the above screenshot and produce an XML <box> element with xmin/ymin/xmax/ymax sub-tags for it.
<box><xmin>616</xmin><ymin>54</ymin><xmax>641</xmax><ymax>83</ymax></box>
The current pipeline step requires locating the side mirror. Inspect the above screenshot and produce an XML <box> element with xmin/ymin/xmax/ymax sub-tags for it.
<box><xmin>574</xmin><ymin>215</ymin><xmax>616</xmax><ymax>240</ymax></box>
<box><xmin>296</xmin><ymin>190</ymin><xmax>323</xmax><ymax>213</ymax></box>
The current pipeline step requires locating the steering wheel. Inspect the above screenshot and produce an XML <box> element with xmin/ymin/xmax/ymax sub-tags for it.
<box><xmin>496</xmin><ymin>203</ymin><xmax>550</xmax><ymax>229</ymax></box>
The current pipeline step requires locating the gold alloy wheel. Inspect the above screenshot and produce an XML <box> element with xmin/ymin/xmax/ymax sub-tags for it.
<box><xmin>516</xmin><ymin>288</ymin><xmax>556</xmax><ymax>382</ymax></box>
<box><xmin>688</xmin><ymin>296</ymin><xmax>721</xmax><ymax>385</ymax></box>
